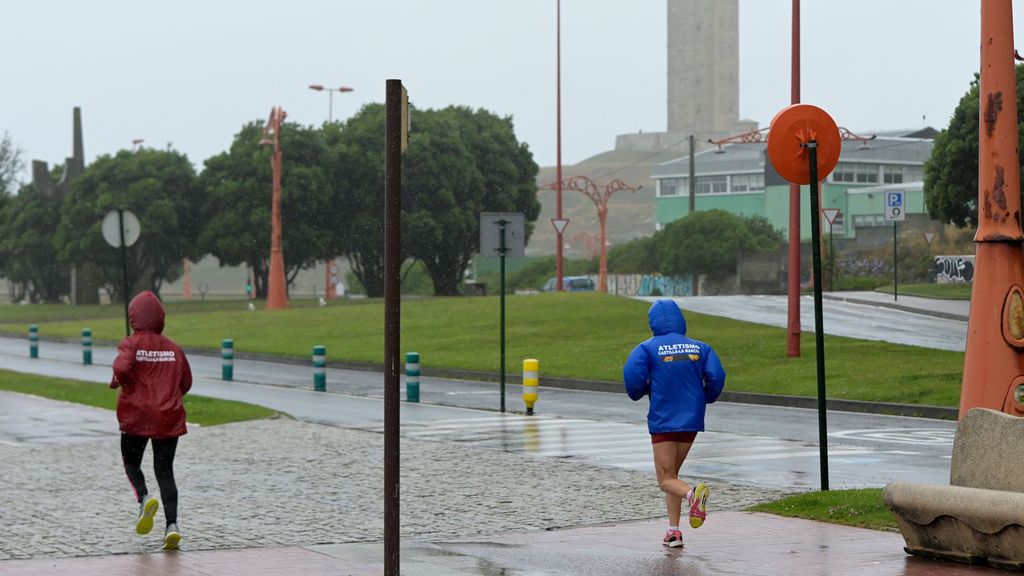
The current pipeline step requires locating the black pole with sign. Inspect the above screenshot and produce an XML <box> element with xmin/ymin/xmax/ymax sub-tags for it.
<box><xmin>893</xmin><ymin>222</ymin><xmax>899</xmax><ymax>302</ymax></box>
<box><xmin>118</xmin><ymin>209</ymin><xmax>130</xmax><ymax>337</ymax></box>
<box><xmin>806</xmin><ymin>141</ymin><xmax>830</xmax><ymax>491</ymax></box>
<box><xmin>498</xmin><ymin>219</ymin><xmax>508</xmax><ymax>413</ymax></box>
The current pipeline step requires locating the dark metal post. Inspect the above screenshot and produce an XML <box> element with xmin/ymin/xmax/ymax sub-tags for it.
<box><xmin>383</xmin><ymin>79</ymin><xmax>403</xmax><ymax>576</ymax></box>
<box><xmin>118</xmin><ymin>209</ymin><xmax>130</xmax><ymax>337</ymax></box>
<box><xmin>688</xmin><ymin>134</ymin><xmax>696</xmax><ymax>214</ymax></box>
<box><xmin>893</xmin><ymin>223</ymin><xmax>899</xmax><ymax>302</ymax></box>
<box><xmin>806</xmin><ymin>141</ymin><xmax>829</xmax><ymax>491</ymax></box>
<box><xmin>498</xmin><ymin>219</ymin><xmax>508</xmax><ymax>413</ymax></box>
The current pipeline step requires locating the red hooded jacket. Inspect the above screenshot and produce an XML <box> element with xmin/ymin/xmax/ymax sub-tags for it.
<box><xmin>111</xmin><ymin>291</ymin><xmax>192</xmax><ymax>438</ymax></box>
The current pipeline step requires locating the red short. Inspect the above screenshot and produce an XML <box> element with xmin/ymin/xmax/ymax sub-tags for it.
<box><xmin>651</xmin><ymin>431</ymin><xmax>698</xmax><ymax>444</ymax></box>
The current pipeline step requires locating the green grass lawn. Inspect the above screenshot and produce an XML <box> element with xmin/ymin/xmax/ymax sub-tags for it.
<box><xmin>876</xmin><ymin>283</ymin><xmax>972</xmax><ymax>300</ymax></box>
<box><xmin>746</xmin><ymin>488</ymin><xmax>898</xmax><ymax>531</ymax></box>
<box><xmin>0</xmin><ymin>370</ymin><xmax>280</xmax><ymax>426</ymax></box>
<box><xmin>0</xmin><ymin>293</ymin><xmax>964</xmax><ymax>407</ymax></box>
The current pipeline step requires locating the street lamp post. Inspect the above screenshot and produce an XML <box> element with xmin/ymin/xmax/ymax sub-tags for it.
<box><xmin>541</xmin><ymin>176</ymin><xmax>640</xmax><ymax>293</ymax></box>
<box><xmin>261</xmin><ymin>106</ymin><xmax>289</xmax><ymax>310</ymax></box>
<box><xmin>309</xmin><ymin>83</ymin><xmax>354</xmax><ymax>299</ymax></box>
<box><xmin>308</xmin><ymin>84</ymin><xmax>353</xmax><ymax>123</ymax></box>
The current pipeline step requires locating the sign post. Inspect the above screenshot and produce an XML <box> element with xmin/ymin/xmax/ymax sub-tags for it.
<box><xmin>102</xmin><ymin>209</ymin><xmax>141</xmax><ymax>337</ymax></box>
<box><xmin>481</xmin><ymin>212</ymin><xmax>525</xmax><ymax>413</ymax></box>
<box><xmin>884</xmin><ymin>190</ymin><xmax>906</xmax><ymax>302</ymax></box>
<box><xmin>767</xmin><ymin>103</ymin><xmax>842</xmax><ymax>492</ymax></box>
<box><xmin>822</xmin><ymin>208</ymin><xmax>840</xmax><ymax>291</ymax></box>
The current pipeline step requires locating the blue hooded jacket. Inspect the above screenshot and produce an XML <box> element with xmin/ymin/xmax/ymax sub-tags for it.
<box><xmin>623</xmin><ymin>299</ymin><xmax>726</xmax><ymax>433</ymax></box>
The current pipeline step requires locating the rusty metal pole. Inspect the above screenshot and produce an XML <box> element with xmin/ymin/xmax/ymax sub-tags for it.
<box><xmin>383</xmin><ymin>79</ymin><xmax>403</xmax><ymax>575</ymax></box>
<box><xmin>597</xmin><ymin>206</ymin><xmax>609</xmax><ymax>293</ymax></box>
<box><xmin>786</xmin><ymin>0</ymin><xmax>802</xmax><ymax>357</ymax></box>
<box><xmin>960</xmin><ymin>0</ymin><xmax>1024</xmax><ymax>418</ymax></box>
<box><xmin>555</xmin><ymin>0</ymin><xmax>565</xmax><ymax>291</ymax></box>
<box><xmin>265</xmin><ymin>107</ymin><xmax>289</xmax><ymax>310</ymax></box>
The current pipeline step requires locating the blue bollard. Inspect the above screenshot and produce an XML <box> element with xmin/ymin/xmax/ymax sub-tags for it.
<box><xmin>313</xmin><ymin>345</ymin><xmax>326</xmax><ymax>392</ymax></box>
<box><xmin>405</xmin><ymin>352</ymin><xmax>420</xmax><ymax>403</ymax></box>
<box><xmin>29</xmin><ymin>324</ymin><xmax>38</xmax><ymax>359</ymax></box>
<box><xmin>82</xmin><ymin>328</ymin><xmax>92</xmax><ymax>365</ymax></box>
<box><xmin>222</xmin><ymin>339</ymin><xmax>234</xmax><ymax>381</ymax></box>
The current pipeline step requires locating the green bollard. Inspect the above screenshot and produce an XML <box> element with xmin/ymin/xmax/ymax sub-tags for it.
<box><xmin>313</xmin><ymin>345</ymin><xmax>326</xmax><ymax>392</ymax></box>
<box><xmin>221</xmin><ymin>339</ymin><xmax>234</xmax><ymax>381</ymax></box>
<box><xmin>82</xmin><ymin>328</ymin><xmax>92</xmax><ymax>365</ymax></box>
<box><xmin>29</xmin><ymin>324</ymin><xmax>38</xmax><ymax>359</ymax></box>
<box><xmin>405</xmin><ymin>352</ymin><xmax>420</xmax><ymax>403</ymax></box>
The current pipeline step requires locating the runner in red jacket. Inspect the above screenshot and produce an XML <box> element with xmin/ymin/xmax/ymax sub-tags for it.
<box><xmin>111</xmin><ymin>290</ymin><xmax>191</xmax><ymax>551</ymax></box>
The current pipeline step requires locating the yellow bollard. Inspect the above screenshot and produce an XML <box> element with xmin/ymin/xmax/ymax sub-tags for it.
<box><xmin>522</xmin><ymin>358</ymin><xmax>539</xmax><ymax>415</ymax></box>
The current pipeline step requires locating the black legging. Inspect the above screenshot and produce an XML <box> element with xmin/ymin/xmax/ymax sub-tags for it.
<box><xmin>121</xmin><ymin>433</ymin><xmax>179</xmax><ymax>526</ymax></box>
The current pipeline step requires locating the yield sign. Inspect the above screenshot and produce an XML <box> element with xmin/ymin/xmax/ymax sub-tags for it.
<box><xmin>550</xmin><ymin>218</ymin><xmax>570</xmax><ymax>235</ymax></box>
<box><xmin>924</xmin><ymin>232</ymin><xmax>936</xmax><ymax>246</ymax></box>
<box><xmin>821</xmin><ymin>208</ymin><xmax>840</xmax><ymax>225</ymax></box>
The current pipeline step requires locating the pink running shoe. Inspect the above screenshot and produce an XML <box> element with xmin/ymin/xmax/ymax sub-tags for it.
<box><xmin>688</xmin><ymin>483</ymin><xmax>709</xmax><ymax>529</ymax></box>
<box><xmin>662</xmin><ymin>529</ymin><xmax>684</xmax><ymax>548</ymax></box>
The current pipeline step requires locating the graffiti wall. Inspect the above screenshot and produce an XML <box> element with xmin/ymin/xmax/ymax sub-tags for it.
<box><xmin>608</xmin><ymin>274</ymin><xmax>694</xmax><ymax>297</ymax></box>
<box><xmin>934</xmin><ymin>255</ymin><xmax>974</xmax><ymax>283</ymax></box>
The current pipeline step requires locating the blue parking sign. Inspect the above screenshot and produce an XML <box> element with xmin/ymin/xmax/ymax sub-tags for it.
<box><xmin>885</xmin><ymin>190</ymin><xmax>906</xmax><ymax>221</ymax></box>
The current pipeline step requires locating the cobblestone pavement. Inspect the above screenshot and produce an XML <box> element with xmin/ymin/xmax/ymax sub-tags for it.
<box><xmin>1</xmin><ymin>417</ymin><xmax>788</xmax><ymax>560</ymax></box>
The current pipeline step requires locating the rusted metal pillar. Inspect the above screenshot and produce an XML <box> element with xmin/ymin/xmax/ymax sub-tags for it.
<box><xmin>786</xmin><ymin>0</ymin><xmax>802</xmax><ymax>358</ymax></box>
<box><xmin>264</xmin><ymin>106</ymin><xmax>289</xmax><ymax>310</ymax></box>
<box><xmin>961</xmin><ymin>0</ymin><xmax>1024</xmax><ymax>418</ymax></box>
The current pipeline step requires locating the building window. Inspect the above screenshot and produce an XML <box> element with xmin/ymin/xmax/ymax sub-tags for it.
<box><xmin>883</xmin><ymin>165</ymin><xmax>904</xmax><ymax>184</ymax></box>
<box><xmin>730</xmin><ymin>173</ymin><xmax>764</xmax><ymax>193</ymax></box>
<box><xmin>697</xmin><ymin>176</ymin><xmax>728</xmax><ymax>195</ymax></box>
<box><xmin>853</xmin><ymin>214</ymin><xmax>888</xmax><ymax>227</ymax></box>
<box><xmin>657</xmin><ymin>177</ymin><xmax>691</xmax><ymax>197</ymax></box>
<box><xmin>905</xmin><ymin>165</ymin><xmax>923</xmax><ymax>182</ymax></box>
<box><xmin>832</xmin><ymin>162</ymin><xmax>879</xmax><ymax>184</ymax></box>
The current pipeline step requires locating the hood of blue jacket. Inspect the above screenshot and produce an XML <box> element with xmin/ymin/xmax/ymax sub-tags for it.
<box><xmin>647</xmin><ymin>299</ymin><xmax>686</xmax><ymax>336</ymax></box>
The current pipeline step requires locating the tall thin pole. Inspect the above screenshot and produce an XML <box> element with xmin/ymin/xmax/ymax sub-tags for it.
<box><xmin>119</xmin><ymin>209</ymin><xmax>130</xmax><ymax>337</ymax></box>
<box><xmin>786</xmin><ymin>0</ymin><xmax>802</xmax><ymax>357</ymax></box>
<box><xmin>265</xmin><ymin>107</ymin><xmax>289</xmax><ymax>310</ymax></box>
<box><xmin>807</xmin><ymin>141</ymin><xmax>829</xmax><ymax>491</ymax></box>
<box><xmin>328</xmin><ymin>91</ymin><xmax>334</xmax><ymax>123</ymax></box>
<box><xmin>499</xmin><ymin>220</ymin><xmax>507</xmax><ymax>413</ymax></box>
<box><xmin>555</xmin><ymin>0</ymin><xmax>564</xmax><ymax>291</ymax></box>
<box><xmin>893</xmin><ymin>223</ymin><xmax>899</xmax><ymax>302</ymax></box>
<box><xmin>688</xmin><ymin>134</ymin><xmax>696</xmax><ymax>214</ymax></box>
<box><xmin>383</xmin><ymin>79</ymin><xmax>403</xmax><ymax>576</ymax></box>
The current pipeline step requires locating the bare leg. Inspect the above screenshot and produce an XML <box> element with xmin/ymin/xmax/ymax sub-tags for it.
<box><xmin>652</xmin><ymin>440</ymin><xmax>694</xmax><ymax>527</ymax></box>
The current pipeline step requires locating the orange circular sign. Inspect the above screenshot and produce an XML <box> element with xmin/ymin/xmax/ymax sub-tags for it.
<box><xmin>767</xmin><ymin>104</ymin><xmax>842</xmax><ymax>185</ymax></box>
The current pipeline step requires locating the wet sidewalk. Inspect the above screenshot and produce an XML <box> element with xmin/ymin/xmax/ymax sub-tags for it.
<box><xmin>822</xmin><ymin>290</ymin><xmax>970</xmax><ymax>321</ymax></box>
<box><xmin>0</xmin><ymin>512</ymin><xmax>1004</xmax><ymax>576</ymax></box>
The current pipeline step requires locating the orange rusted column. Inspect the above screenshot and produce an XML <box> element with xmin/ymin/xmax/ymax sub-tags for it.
<box><xmin>264</xmin><ymin>106</ymin><xmax>289</xmax><ymax>310</ymax></box>
<box><xmin>961</xmin><ymin>0</ymin><xmax>1024</xmax><ymax>418</ymax></box>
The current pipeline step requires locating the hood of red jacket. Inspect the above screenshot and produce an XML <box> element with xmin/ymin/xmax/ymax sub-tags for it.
<box><xmin>129</xmin><ymin>291</ymin><xmax>165</xmax><ymax>334</ymax></box>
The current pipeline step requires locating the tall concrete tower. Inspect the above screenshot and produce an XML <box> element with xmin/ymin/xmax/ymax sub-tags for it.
<box><xmin>667</xmin><ymin>0</ymin><xmax>739</xmax><ymax>136</ymax></box>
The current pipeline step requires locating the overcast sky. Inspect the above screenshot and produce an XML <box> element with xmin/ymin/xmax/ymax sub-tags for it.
<box><xmin>0</xmin><ymin>1</ymin><xmax>1002</xmax><ymax>181</ymax></box>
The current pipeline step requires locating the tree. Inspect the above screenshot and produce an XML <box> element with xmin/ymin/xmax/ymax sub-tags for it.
<box><xmin>0</xmin><ymin>182</ymin><xmax>69</xmax><ymax>302</ymax></box>
<box><xmin>657</xmin><ymin>210</ymin><xmax>783</xmax><ymax>283</ymax></box>
<box><xmin>199</xmin><ymin>122</ymin><xmax>334</xmax><ymax>298</ymax></box>
<box><xmin>403</xmin><ymin>106</ymin><xmax>540</xmax><ymax>295</ymax></box>
<box><xmin>607</xmin><ymin>236</ymin><xmax>659</xmax><ymax>274</ymax></box>
<box><xmin>55</xmin><ymin>148</ymin><xmax>202</xmax><ymax>300</ymax></box>
<box><xmin>327</xmin><ymin>105</ymin><xmax>392</xmax><ymax>297</ymax></box>
<box><xmin>0</xmin><ymin>130</ymin><xmax>24</xmax><ymax>197</ymax></box>
<box><xmin>925</xmin><ymin>65</ymin><xmax>1024</xmax><ymax>227</ymax></box>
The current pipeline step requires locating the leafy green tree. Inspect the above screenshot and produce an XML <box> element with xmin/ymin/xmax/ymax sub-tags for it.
<box><xmin>0</xmin><ymin>130</ymin><xmax>24</xmax><ymax>197</ymax></box>
<box><xmin>925</xmin><ymin>65</ymin><xmax>1024</xmax><ymax>227</ymax></box>
<box><xmin>607</xmin><ymin>236</ymin><xmax>659</xmax><ymax>274</ymax></box>
<box><xmin>199</xmin><ymin>122</ymin><xmax>334</xmax><ymax>298</ymax></box>
<box><xmin>403</xmin><ymin>106</ymin><xmax>540</xmax><ymax>295</ymax></box>
<box><xmin>326</xmin><ymin>105</ymin><xmax>392</xmax><ymax>297</ymax></box>
<box><xmin>55</xmin><ymin>148</ymin><xmax>202</xmax><ymax>300</ymax></box>
<box><xmin>0</xmin><ymin>183</ymin><xmax>69</xmax><ymax>302</ymax></box>
<box><xmin>658</xmin><ymin>210</ymin><xmax>783</xmax><ymax>283</ymax></box>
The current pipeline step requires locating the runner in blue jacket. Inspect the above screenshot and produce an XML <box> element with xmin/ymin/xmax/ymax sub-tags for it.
<box><xmin>623</xmin><ymin>299</ymin><xmax>726</xmax><ymax>548</ymax></box>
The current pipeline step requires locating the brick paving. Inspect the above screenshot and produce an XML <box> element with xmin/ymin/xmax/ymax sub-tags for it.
<box><xmin>0</xmin><ymin>417</ymin><xmax>786</xmax><ymax>561</ymax></box>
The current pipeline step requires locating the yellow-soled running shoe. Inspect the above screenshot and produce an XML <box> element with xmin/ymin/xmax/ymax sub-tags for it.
<box><xmin>688</xmin><ymin>483</ymin><xmax>709</xmax><ymax>529</ymax></box>
<box><xmin>163</xmin><ymin>523</ymin><xmax>181</xmax><ymax>551</ymax></box>
<box><xmin>136</xmin><ymin>496</ymin><xmax>159</xmax><ymax>535</ymax></box>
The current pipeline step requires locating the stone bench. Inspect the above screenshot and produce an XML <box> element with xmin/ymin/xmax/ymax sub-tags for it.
<box><xmin>883</xmin><ymin>408</ymin><xmax>1024</xmax><ymax>570</ymax></box>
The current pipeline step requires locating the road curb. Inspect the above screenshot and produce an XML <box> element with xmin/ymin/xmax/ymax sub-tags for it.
<box><xmin>8</xmin><ymin>335</ymin><xmax>961</xmax><ymax>421</ymax></box>
<box><xmin>821</xmin><ymin>294</ymin><xmax>969</xmax><ymax>322</ymax></box>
